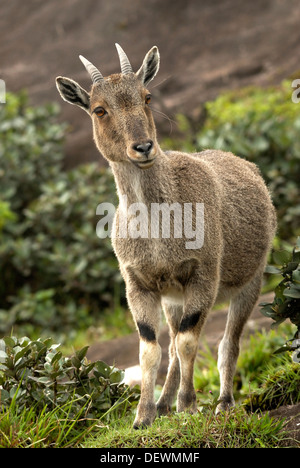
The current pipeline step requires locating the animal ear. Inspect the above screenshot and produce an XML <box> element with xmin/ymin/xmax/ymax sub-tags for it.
<box><xmin>136</xmin><ymin>46</ymin><xmax>160</xmax><ymax>86</ymax></box>
<box><xmin>56</xmin><ymin>76</ymin><xmax>90</xmax><ymax>113</ymax></box>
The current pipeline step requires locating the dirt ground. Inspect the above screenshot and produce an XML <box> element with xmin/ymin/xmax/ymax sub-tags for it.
<box><xmin>269</xmin><ymin>404</ymin><xmax>300</xmax><ymax>447</ymax></box>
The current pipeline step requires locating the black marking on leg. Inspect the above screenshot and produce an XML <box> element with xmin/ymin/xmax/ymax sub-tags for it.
<box><xmin>179</xmin><ymin>312</ymin><xmax>200</xmax><ymax>333</ymax></box>
<box><xmin>137</xmin><ymin>322</ymin><xmax>156</xmax><ymax>342</ymax></box>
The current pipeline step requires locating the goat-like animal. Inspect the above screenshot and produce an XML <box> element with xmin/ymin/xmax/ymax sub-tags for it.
<box><xmin>56</xmin><ymin>44</ymin><xmax>277</xmax><ymax>428</ymax></box>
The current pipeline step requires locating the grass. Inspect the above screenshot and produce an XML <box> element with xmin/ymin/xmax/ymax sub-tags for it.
<box><xmin>84</xmin><ymin>406</ymin><xmax>287</xmax><ymax>449</ymax></box>
<box><xmin>2</xmin><ymin>398</ymin><xmax>288</xmax><ymax>449</ymax></box>
<box><xmin>0</xmin><ymin>389</ymin><xmax>99</xmax><ymax>448</ymax></box>
<box><xmin>245</xmin><ymin>360</ymin><xmax>300</xmax><ymax>412</ymax></box>
<box><xmin>83</xmin><ymin>324</ymin><xmax>299</xmax><ymax>448</ymax></box>
<box><xmin>1</xmin><ymin>324</ymin><xmax>298</xmax><ymax>448</ymax></box>
<box><xmin>193</xmin><ymin>325</ymin><xmax>295</xmax><ymax>404</ymax></box>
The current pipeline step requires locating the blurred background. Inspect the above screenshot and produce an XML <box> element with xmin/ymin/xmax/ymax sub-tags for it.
<box><xmin>2</xmin><ymin>0</ymin><xmax>300</xmax><ymax>165</ymax></box>
<box><xmin>0</xmin><ymin>0</ymin><xmax>299</xmax><ymax>347</ymax></box>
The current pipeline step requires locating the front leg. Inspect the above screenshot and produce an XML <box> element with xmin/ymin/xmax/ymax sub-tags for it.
<box><xmin>176</xmin><ymin>271</ymin><xmax>218</xmax><ymax>414</ymax></box>
<box><xmin>126</xmin><ymin>284</ymin><xmax>162</xmax><ymax>429</ymax></box>
<box><xmin>156</xmin><ymin>303</ymin><xmax>182</xmax><ymax>416</ymax></box>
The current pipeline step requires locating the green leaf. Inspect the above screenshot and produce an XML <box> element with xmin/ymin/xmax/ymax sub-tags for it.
<box><xmin>273</xmin><ymin>344</ymin><xmax>292</xmax><ymax>354</ymax></box>
<box><xmin>4</xmin><ymin>336</ymin><xmax>16</xmax><ymax>348</ymax></box>
<box><xmin>109</xmin><ymin>369</ymin><xmax>124</xmax><ymax>384</ymax></box>
<box><xmin>265</xmin><ymin>265</ymin><xmax>281</xmax><ymax>274</ymax></box>
<box><xmin>94</xmin><ymin>360</ymin><xmax>111</xmax><ymax>378</ymax></box>
<box><xmin>283</xmin><ymin>285</ymin><xmax>300</xmax><ymax>298</ymax></box>
<box><xmin>44</xmin><ymin>362</ymin><xmax>53</xmax><ymax>373</ymax></box>
<box><xmin>0</xmin><ymin>350</ymin><xmax>8</xmax><ymax>362</ymax></box>
<box><xmin>34</xmin><ymin>376</ymin><xmax>52</xmax><ymax>385</ymax></box>
<box><xmin>75</xmin><ymin>346</ymin><xmax>89</xmax><ymax>361</ymax></box>
<box><xmin>0</xmin><ymin>389</ymin><xmax>9</xmax><ymax>401</ymax></box>
<box><xmin>282</xmin><ymin>262</ymin><xmax>299</xmax><ymax>275</ymax></box>
<box><xmin>292</xmin><ymin>269</ymin><xmax>300</xmax><ymax>283</ymax></box>
<box><xmin>273</xmin><ymin>250</ymin><xmax>292</xmax><ymax>266</ymax></box>
<box><xmin>292</xmin><ymin>250</ymin><xmax>300</xmax><ymax>263</ymax></box>
<box><xmin>15</xmin><ymin>345</ymin><xmax>30</xmax><ymax>361</ymax></box>
<box><xmin>51</xmin><ymin>351</ymin><xmax>63</xmax><ymax>365</ymax></box>
<box><xmin>71</xmin><ymin>356</ymin><xmax>81</xmax><ymax>369</ymax></box>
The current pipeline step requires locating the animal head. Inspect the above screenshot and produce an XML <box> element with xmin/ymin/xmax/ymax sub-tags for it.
<box><xmin>56</xmin><ymin>44</ymin><xmax>160</xmax><ymax>169</ymax></box>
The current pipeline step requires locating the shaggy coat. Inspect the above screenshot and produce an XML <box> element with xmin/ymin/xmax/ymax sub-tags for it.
<box><xmin>56</xmin><ymin>45</ymin><xmax>276</xmax><ymax>428</ymax></box>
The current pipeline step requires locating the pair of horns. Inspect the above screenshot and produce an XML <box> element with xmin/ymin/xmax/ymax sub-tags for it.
<box><xmin>79</xmin><ymin>43</ymin><xmax>132</xmax><ymax>84</ymax></box>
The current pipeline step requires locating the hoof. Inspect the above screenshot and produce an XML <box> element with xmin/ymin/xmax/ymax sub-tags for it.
<box><xmin>133</xmin><ymin>402</ymin><xmax>156</xmax><ymax>429</ymax></box>
<box><xmin>133</xmin><ymin>421</ymin><xmax>150</xmax><ymax>430</ymax></box>
<box><xmin>177</xmin><ymin>391</ymin><xmax>197</xmax><ymax>414</ymax></box>
<box><xmin>215</xmin><ymin>397</ymin><xmax>235</xmax><ymax>415</ymax></box>
<box><xmin>133</xmin><ymin>417</ymin><xmax>154</xmax><ymax>430</ymax></box>
<box><xmin>156</xmin><ymin>402</ymin><xmax>171</xmax><ymax>417</ymax></box>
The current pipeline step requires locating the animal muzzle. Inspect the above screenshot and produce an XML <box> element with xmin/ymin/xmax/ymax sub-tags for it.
<box><xmin>128</xmin><ymin>140</ymin><xmax>157</xmax><ymax>169</ymax></box>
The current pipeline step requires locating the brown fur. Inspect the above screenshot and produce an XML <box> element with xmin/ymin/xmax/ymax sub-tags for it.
<box><xmin>56</xmin><ymin>45</ymin><xmax>277</xmax><ymax>429</ymax></box>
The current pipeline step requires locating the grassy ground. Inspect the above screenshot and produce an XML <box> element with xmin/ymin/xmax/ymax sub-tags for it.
<box><xmin>0</xmin><ymin>393</ymin><xmax>293</xmax><ymax>448</ymax></box>
<box><xmin>0</xmin><ymin>325</ymin><xmax>298</xmax><ymax>448</ymax></box>
<box><xmin>84</xmin><ymin>406</ymin><xmax>287</xmax><ymax>449</ymax></box>
<box><xmin>83</xmin><ymin>326</ymin><xmax>299</xmax><ymax>449</ymax></box>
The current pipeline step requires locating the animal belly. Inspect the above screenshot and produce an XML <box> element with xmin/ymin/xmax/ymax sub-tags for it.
<box><xmin>161</xmin><ymin>288</ymin><xmax>184</xmax><ymax>307</ymax></box>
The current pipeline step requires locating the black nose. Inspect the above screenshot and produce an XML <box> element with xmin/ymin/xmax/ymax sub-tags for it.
<box><xmin>133</xmin><ymin>140</ymin><xmax>153</xmax><ymax>157</ymax></box>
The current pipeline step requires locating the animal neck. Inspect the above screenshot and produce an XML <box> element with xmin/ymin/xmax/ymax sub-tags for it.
<box><xmin>110</xmin><ymin>152</ymin><xmax>172</xmax><ymax>208</ymax></box>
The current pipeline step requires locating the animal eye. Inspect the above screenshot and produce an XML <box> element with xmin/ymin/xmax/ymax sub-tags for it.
<box><xmin>94</xmin><ymin>106</ymin><xmax>107</xmax><ymax>118</ymax></box>
<box><xmin>145</xmin><ymin>94</ymin><xmax>152</xmax><ymax>105</ymax></box>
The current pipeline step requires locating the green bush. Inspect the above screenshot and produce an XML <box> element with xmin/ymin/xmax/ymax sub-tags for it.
<box><xmin>261</xmin><ymin>237</ymin><xmax>300</xmax><ymax>363</ymax></box>
<box><xmin>0</xmin><ymin>91</ymin><xmax>66</xmax><ymax>212</ymax></box>
<box><xmin>0</xmin><ymin>335</ymin><xmax>139</xmax><ymax>422</ymax></box>
<box><xmin>166</xmin><ymin>81</ymin><xmax>300</xmax><ymax>241</ymax></box>
<box><xmin>0</xmin><ymin>92</ymin><xmax>124</xmax><ymax>337</ymax></box>
<box><xmin>0</xmin><ymin>201</ymin><xmax>16</xmax><ymax>231</ymax></box>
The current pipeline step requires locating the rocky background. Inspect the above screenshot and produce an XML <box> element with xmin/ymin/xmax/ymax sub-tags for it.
<box><xmin>1</xmin><ymin>0</ymin><xmax>300</xmax><ymax>167</ymax></box>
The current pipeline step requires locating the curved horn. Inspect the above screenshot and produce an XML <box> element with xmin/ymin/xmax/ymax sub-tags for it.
<box><xmin>115</xmin><ymin>43</ymin><xmax>133</xmax><ymax>75</ymax></box>
<box><xmin>79</xmin><ymin>55</ymin><xmax>104</xmax><ymax>83</ymax></box>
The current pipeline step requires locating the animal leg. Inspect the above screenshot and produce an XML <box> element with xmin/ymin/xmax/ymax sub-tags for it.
<box><xmin>216</xmin><ymin>269</ymin><xmax>264</xmax><ymax>413</ymax></box>
<box><xmin>176</xmin><ymin>274</ymin><xmax>217</xmax><ymax>414</ymax></box>
<box><xmin>127</xmin><ymin>287</ymin><xmax>162</xmax><ymax>429</ymax></box>
<box><xmin>156</xmin><ymin>303</ymin><xmax>183</xmax><ymax>416</ymax></box>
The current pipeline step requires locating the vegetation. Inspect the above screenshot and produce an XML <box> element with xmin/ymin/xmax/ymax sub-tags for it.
<box><xmin>86</xmin><ymin>327</ymin><xmax>298</xmax><ymax>448</ymax></box>
<box><xmin>260</xmin><ymin>237</ymin><xmax>300</xmax><ymax>363</ymax></box>
<box><xmin>0</xmin><ymin>92</ymin><xmax>125</xmax><ymax>340</ymax></box>
<box><xmin>194</xmin><ymin>328</ymin><xmax>294</xmax><ymax>401</ymax></box>
<box><xmin>1</xmin><ymin>80</ymin><xmax>300</xmax><ymax>447</ymax></box>
<box><xmin>164</xmin><ymin>81</ymin><xmax>300</xmax><ymax>242</ymax></box>
<box><xmin>0</xmin><ymin>335</ymin><xmax>139</xmax><ymax>447</ymax></box>
<box><xmin>0</xmin><ymin>329</ymin><xmax>295</xmax><ymax>448</ymax></box>
<box><xmin>85</xmin><ymin>408</ymin><xmax>286</xmax><ymax>449</ymax></box>
<box><xmin>245</xmin><ymin>360</ymin><xmax>300</xmax><ymax>412</ymax></box>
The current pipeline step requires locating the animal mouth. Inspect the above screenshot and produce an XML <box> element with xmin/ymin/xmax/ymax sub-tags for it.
<box><xmin>129</xmin><ymin>157</ymin><xmax>156</xmax><ymax>169</ymax></box>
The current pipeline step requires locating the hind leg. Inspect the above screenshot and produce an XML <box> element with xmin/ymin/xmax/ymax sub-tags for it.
<box><xmin>216</xmin><ymin>269</ymin><xmax>264</xmax><ymax>413</ymax></box>
<box><xmin>156</xmin><ymin>303</ymin><xmax>183</xmax><ymax>416</ymax></box>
